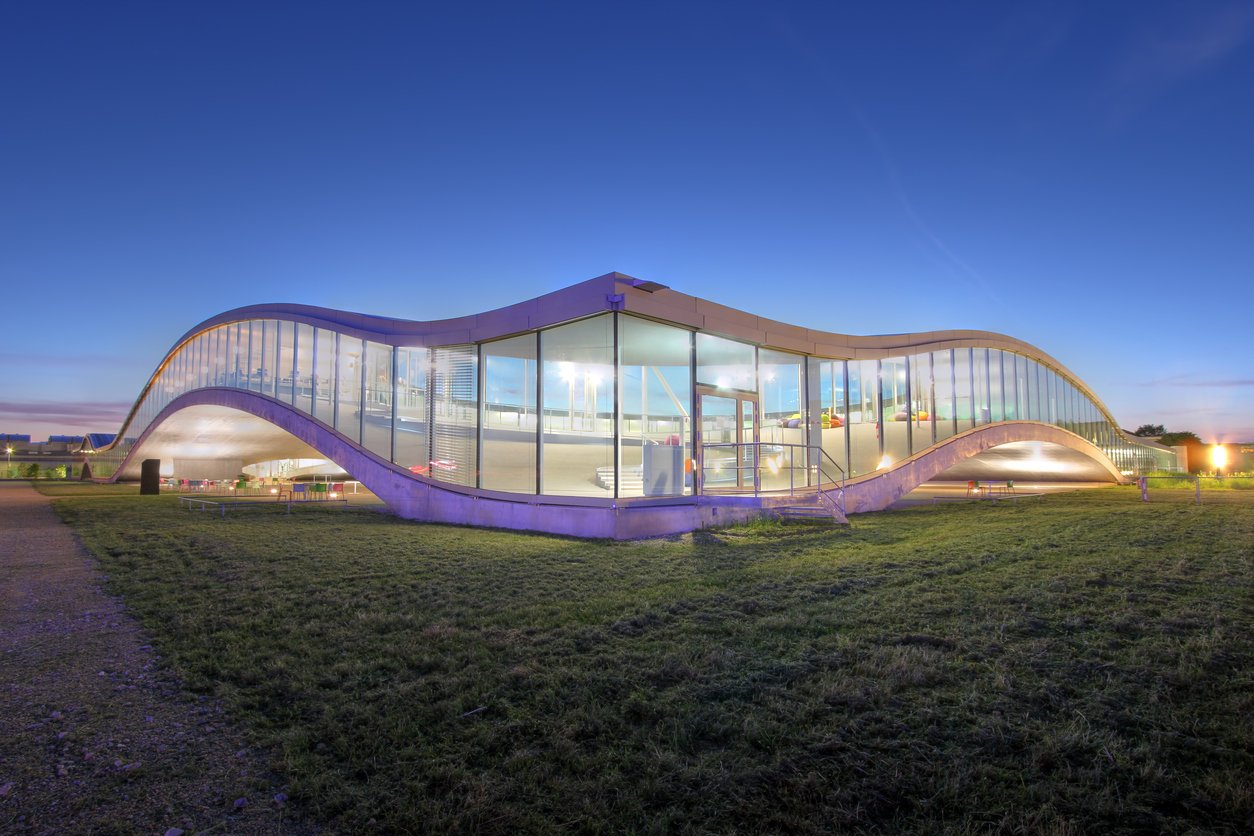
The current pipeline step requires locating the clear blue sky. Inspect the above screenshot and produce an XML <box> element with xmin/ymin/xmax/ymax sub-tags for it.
<box><xmin>2</xmin><ymin>1</ymin><xmax>1251</xmax><ymax>443</ymax></box>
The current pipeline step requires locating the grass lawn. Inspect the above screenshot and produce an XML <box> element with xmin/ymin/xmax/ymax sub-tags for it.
<box><xmin>50</xmin><ymin>487</ymin><xmax>1253</xmax><ymax>833</ymax></box>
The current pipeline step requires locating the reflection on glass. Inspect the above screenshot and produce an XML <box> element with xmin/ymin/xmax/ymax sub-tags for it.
<box><xmin>336</xmin><ymin>336</ymin><xmax>363</xmax><ymax>443</ymax></box>
<box><xmin>973</xmin><ymin>348</ymin><xmax>990</xmax><ymax>425</ymax></box>
<box><xmin>314</xmin><ymin>328</ymin><xmax>335</xmax><ymax>424</ymax></box>
<box><xmin>295</xmin><ymin>324</ymin><xmax>314</xmax><ymax>414</ymax></box>
<box><xmin>990</xmin><ymin>350</ymin><xmax>1005</xmax><ymax>422</ymax></box>
<box><xmin>619</xmin><ymin>317</ymin><xmax>692</xmax><ymax>497</ymax></box>
<box><xmin>880</xmin><ymin>357</ymin><xmax>910</xmax><ymax>463</ymax></box>
<box><xmin>911</xmin><ymin>352</ymin><xmax>933</xmax><ymax>450</ymax></box>
<box><xmin>818</xmin><ymin>359</ymin><xmax>849</xmax><ymax>476</ymax></box>
<box><xmin>430</xmin><ymin>345</ymin><xmax>476</xmax><ymax>487</ymax></box>
<box><xmin>362</xmin><ymin>341</ymin><xmax>394</xmax><ymax>461</ymax></box>
<box><xmin>276</xmin><ymin>322</ymin><xmax>295</xmax><ymax>403</ymax></box>
<box><xmin>541</xmin><ymin>316</ymin><xmax>613</xmax><ymax>496</ymax></box>
<box><xmin>481</xmin><ymin>335</ymin><xmax>537</xmax><ymax>493</ymax></box>
<box><xmin>759</xmin><ymin>348</ymin><xmax>804</xmax><ymax>491</ymax></box>
<box><xmin>699</xmin><ymin>394</ymin><xmax>740</xmax><ymax>489</ymax></box>
<box><xmin>848</xmin><ymin>359</ymin><xmax>879</xmax><ymax>476</ymax></box>
<box><xmin>393</xmin><ymin>346</ymin><xmax>427</xmax><ymax>470</ymax></box>
<box><xmin>954</xmin><ymin>348</ymin><xmax>973</xmax><ymax>430</ymax></box>
<box><xmin>696</xmin><ymin>333</ymin><xmax>756</xmax><ymax>391</ymax></box>
<box><xmin>934</xmin><ymin>350</ymin><xmax>955</xmax><ymax>442</ymax></box>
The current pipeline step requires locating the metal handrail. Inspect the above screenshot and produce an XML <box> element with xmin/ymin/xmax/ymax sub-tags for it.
<box><xmin>806</xmin><ymin>443</ymin><xmax>847</xmax><ymax>516</ymax></box>
<box><xmin>701</xmin><ymin>441</ymin><xmax>846</xmax><ymax>516</ymax></box>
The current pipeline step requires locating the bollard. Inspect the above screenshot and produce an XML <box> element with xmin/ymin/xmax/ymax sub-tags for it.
<box><xmin>140</xmin><ymin>459</ymin><xmax>161</xmax><ymax>495</ymax></box>
<box><xmin>1138</xmin><ymin>476</ymin><xmax>1148</xmax><ymax>502</ymax></box>
<box><xmin>1195</xmin><ymin>476</ymin><xmax>1202</xmax><ymax>505</ymax></box>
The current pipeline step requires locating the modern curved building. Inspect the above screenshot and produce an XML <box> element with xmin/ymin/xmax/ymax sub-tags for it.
<box><xmin>92</xmin><ymin>273</ymin><xmax>1177</xmax><ymax>537</ymax></box>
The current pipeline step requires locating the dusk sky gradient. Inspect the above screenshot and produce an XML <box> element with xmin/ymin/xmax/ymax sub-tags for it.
<box><xmin>2</xmin><ymin>1</ymin><xmax>1251</xmax><ymax>443</ymax></box>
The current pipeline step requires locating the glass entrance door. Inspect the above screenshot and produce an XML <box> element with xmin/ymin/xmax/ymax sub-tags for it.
<box><xmin>696</xmin><ymin>388</ymin><xmax>758</xmax><ymax>491</ymax></box>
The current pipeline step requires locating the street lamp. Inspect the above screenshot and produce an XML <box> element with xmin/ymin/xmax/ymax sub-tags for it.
<box><xmin>1211</xmin><ymin>444</ymin><xmax>1228</xmax><ymax>478</ymax></box>
<box><xmin>5</xmin><ymin>445</ymin><xmax>12</xmax><ymax>474</ymax></box>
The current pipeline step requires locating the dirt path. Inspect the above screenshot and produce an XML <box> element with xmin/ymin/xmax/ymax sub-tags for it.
<box><xmin>0</xmin><ymin>482</ymin><xmax>305</xmax><ymax>835</ymax></box>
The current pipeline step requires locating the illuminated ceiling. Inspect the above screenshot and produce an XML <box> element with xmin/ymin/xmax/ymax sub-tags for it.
<box><xmin>932</xmin><ymin>441</ymin><xmax>1117</xmax><ymax>482</ymax></box>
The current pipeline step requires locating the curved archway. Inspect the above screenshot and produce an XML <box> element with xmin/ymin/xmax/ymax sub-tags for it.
<box><xmin>111</xmin><ymin>389</ymin><xmax>687</xmax><ymax>538</ymax></box>
<box><xmin>842</xmin><ymin>422</ymin><xmax>1124</xmax><ymax>513</ymax></box>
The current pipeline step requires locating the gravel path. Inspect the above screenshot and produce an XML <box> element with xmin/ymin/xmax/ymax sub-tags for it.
<box><xmin>0</xmin><ymin>482</ymin><xmax>306</xmax><ymax>834</ymax></box>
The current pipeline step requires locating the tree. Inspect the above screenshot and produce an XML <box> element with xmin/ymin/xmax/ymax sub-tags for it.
<box><xmin>1133</xmin><ymin>424</ymin><xmax>1165</xmax><ymax>437</ymax></box>
<box><xmin>1158</xmin><ymin>431</ymin><xmax>1201</xmax><ymax>446</ymax></box>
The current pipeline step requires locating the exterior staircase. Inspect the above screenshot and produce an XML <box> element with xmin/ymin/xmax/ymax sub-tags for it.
<box><xmin>775</xmin><ymin>490</ymin><xmax>848</xmax><ymax>525</ymax></box>
<box><xmin>595</xmin><ymin>465</ymin><xmax>643</xmax><ymax>493</ymax></box>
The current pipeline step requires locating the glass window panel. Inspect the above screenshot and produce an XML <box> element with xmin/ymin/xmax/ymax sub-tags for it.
<box><xmin>238</xmin><ymin>322</ymin><xmax>250</xmax><ymax>390</ymax></box>
<box><xmin>262</xmin><ymin>320</ymin><xmax>279</xmax><ymax>398</ymax></box>
<box><xmin>973</xmin><ymin>348</ymin><xmax>990</xmax><ymax>425</ymax></box>
<box><xmin>848</xmin><ymin>359</ymin><xmax>879</xmax><ymax>477</ymax></box>
<box><xmin>195</xmin><ymin>333</ymin><xmax>204</xmax><ymax>389</ymax></box>
<box><xmin>276</xmin><ymin>321</ymin><xmax>295</xmax><ymax>403</ymax></box>
<box><xmin>208</xmin><ymin>330</ymin><xmax>218</xmax><ymax>387</ymax></box>
<box><xmin>295</xmin><ymin>323</ymin><xmax>314</xmax><ymax>414</ymax></box>
<box><xmin>363</xmin><ymin>341</ymin><xmax>395</xmax><ymax>461</ymax></box>
<box><xmin>911</xmin><ymin>353</ymin><xmax>933</xmax><ymax>451</ymax></box>
<box><xmin>1003</xmin><ymin>350</ymin><xmax>1013</xmax><ymax>418</ymax></box>
<box><xmin>1035</xmin><ymin>363</ymin><xmax>1047</xmax><ymax>422</ymax></box>
<box><xmin>933</xmin><ymin>350</ymin><xmax>956</xmax><ymax>442</ymax></box>
<box><xmin>989</xmin><ymin>350</ymin><xmax>1004</xmax><ymax>422</ymax></box>
<box><xmin>223</xmin><ymin>324</ymin><xmax>236</xmax><ymax>387</ymax></box>
<box><xmin>619</xmin><ymin>317</ymin><xmax>692</xmax><ymax>497</ymax></box>
<box><xmin>394</xmin><ymin>346</ymin><xmax>427</xmax><ymax>470</ymax></box>
<box><xmin>881</xmin><ymin>356</ymin><xmax>910</xmax><ymax>464</ymax></box>
<box><xmin>248</xmin><ymin>320</ymin><xmax>262</xmax><ymax>392</ymax></box>
<box><xmin>818</xmin><ymin>360</ymin><xmax>849</xmax><ymax>476</ymax></box>
<box><xmin>186</xmin><ymin>338</ymin><xmax>197</xmax><ymax>391</ymax></box>
<box><xmin>430</xmin><ymin>345</ymin><xmax>476</xmax><ymax>487</ymax></box>
<box><xmin>541</xmin><ymin>315</ymin><xmax>613</xmax><ymax>496</ymax></box>
<box><xmin>758</xmin><ymin>348</ymin><xmax>804</xmax><ymax>491</ymax></box>
<box><xmin>1059</xmin><ymin>378</ymin><xmax>1071</xmax><ymax>432</ymax></box>
<box><xmin>1049</xmin><ymin>370</ymin><xmax>1060</xmax><ymax>426</ymax></box>
<box><xmin>1020</xmin><ymin>357</ymin><xmax>1034</xmax><ymax>421</ymax></box>
<box><xmin>954</xmin><ymin>348</ymin><xmax>974</xmax><ymax>430</ymax></box>
<box><xmin>481</xmin><ymin>334</ymin><xmax>538</xmax><ymax>493</ymax></box>
<box><xmin>336</xmin><ymin>336</ymin><xmax>363</xmax><ymax>443</ymax></box>
<box><xmin>232</xmin><ymin>323</ymin><xmax>246</xmax><ymax>388</ymax></box>
<box><xmin>695</xmin><ymin>333</ymin><xmax>756</xmax><ymax>391</ymax></box>
<box><xmin>210</xmin><ymin>329</ymin><xmax>221</xmax><ymax>388</ymax></box>
<box><xmin>195</xmin><ymin>335</ymin><xmax>208</xmax><ymax>389</ymax></box>
<box><xmin>1073</xmin><ymin>384</ymin><xmax>1082</xmax><ymax>434</ymax></box>
<box><xmin>314</xmin><ymin>328</ymin><xmax>336</xmax><ymax>424</ymax></box>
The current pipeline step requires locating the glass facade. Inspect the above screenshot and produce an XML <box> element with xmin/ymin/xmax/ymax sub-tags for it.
<box><xmin>93</xmin><ymin>311</ymin><xmax>1179</xmax><ymax>483</ymax></box>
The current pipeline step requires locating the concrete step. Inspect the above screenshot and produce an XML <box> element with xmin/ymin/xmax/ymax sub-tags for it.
<box><xmin>596</xmin><ymin>466</ymin><xmax>643</xmax><ymax>491</ymax></box>
<box><xmin>776</xmin><ymin>502</ymin><xmax>848</xmax><ymax>525</ymax></box>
